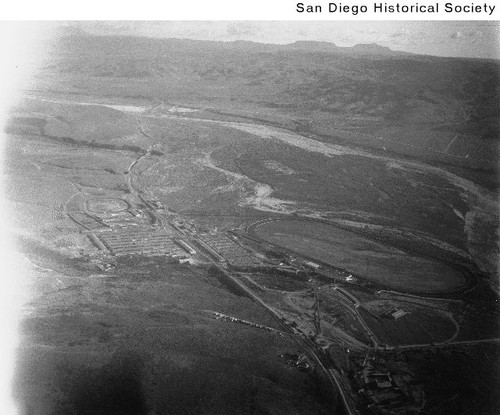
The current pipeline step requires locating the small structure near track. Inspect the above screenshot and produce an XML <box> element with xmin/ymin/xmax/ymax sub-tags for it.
<box><xmin>304</xmin><ymin>261</ymin><xmax>320</xmax><ymax>271</ymax></box>
<box><xmin>385</xmin><ymin>308</ymin><xmax>409</xmax><ymax>320</ymax></box>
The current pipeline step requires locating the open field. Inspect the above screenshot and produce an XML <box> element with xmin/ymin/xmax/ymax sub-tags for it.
<box><xmin>14</xmin><ymin>256</ymin><xmax>337</xmax><ymax>415</ymax></box>
<box><xmin>253</xmin><ymin>219</ymin><xmax>467</xmax><ymax>294</ymax></box>
<box><xmin>245</xmin><ymin>270</ymin><xmax>308</xmax><ymax>292</ymax></box>
<box><xmin>9</xmin><ymin>95</ymin><xmax>497</xmax><ymax>280</ymax></box>
<box><xmin>11</xmin><ymin>97</ymin><xmax>139</xmax><ymax>144</ymax></box>
<box><xmin>317</xmin><ymin>295</ymin><xmax>373</xmax><ymax>346</ymax></box>
<box><xmin>131</xmin><ymin>113</ymin><xmax>498</xmax><ymax>281</ymax></box>
<box><xmin>406</xmin><ymin>344</ymin><xmax>500</xmax><ymax>414</ymax></box>
<box><xmin>360</xmin><ymin>301</ymin><xmax>458</xmax><ymax>346</ymax></box>
<box><xmin>86</xmin><ymin>198</ymin><xmax>129</xmax><ymax>213</ymax></box>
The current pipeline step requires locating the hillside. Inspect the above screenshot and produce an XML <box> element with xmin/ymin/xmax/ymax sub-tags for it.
<box><xmin>31</xmin><ymin>34</ymin><xmax>499</xmax><ymax>173</ymax></box>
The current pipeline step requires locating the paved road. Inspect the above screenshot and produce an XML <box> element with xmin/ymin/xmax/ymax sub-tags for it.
<box><xmin>393</xmin><ymin>337</ymin><xmax>500</xmax><ymax>352</ymax></box>
<box><xmin>210</xmin><ymin>264</ymin><xmax>359</xmax><ymax>415</ymax></box>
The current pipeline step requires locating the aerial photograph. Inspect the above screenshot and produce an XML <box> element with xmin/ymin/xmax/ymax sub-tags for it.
<box><xmin>2</xmin><ymin>20</ymin><xmax>499</xmax><ymax>414</ymax></box>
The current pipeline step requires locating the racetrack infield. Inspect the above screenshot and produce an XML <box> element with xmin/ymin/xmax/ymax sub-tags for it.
<box><xmin>252</xmin><ymin>219</ymin><xmax>467</xmax><ymax>294</ymax></box>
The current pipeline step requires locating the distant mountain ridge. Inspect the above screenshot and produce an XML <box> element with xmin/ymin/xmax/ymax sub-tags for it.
<box><xmin>35</xmin><ymin>32</ymin><xmax>500</xmax><ymax>170</ymax></box>
<box><xmin>282</xmin><ymin>41</ymin><xmax>403</xmax><ymax>56</ymax></box>
<box><xmin>54</xmin><ymin>26</ymin><xmax>409</xmax><ymax>57</ymax></box>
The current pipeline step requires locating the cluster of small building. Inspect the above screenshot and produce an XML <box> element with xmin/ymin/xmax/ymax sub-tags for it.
<box><xmin>280</xmin><ymin>352</ymin><xmax>312</xmax><ymax>372</ymax></box>
<box><xmin>74</xmin><ymin>193</ymin><xmax>272</xmax><ymax>273</ymax></box>
<box><xmin>197</xmin><ymin>233</ymin><xmax>262</xmax><ymax>268</ymax></box>
<box><xmin>207</xmin><ymin>311</ymin><xmax>276</xmax><ymax>332</ymax></box>
<box><xmin>303</xmin><ymin>261</ymin><xmax>321</xmax><ymax>271</ymax></box>
<box><xmin>90</xmin><ymin>225</ymin><xmax>197</xmax><ymax>260</ymax></box>
<box><xmin>356</xmin><ymin>358</ymin><xmax>424</xmax><ymax>414</ymax></box>
<box><xmin>383</xmin><ymin>308</ymin><xmax>409</xmax><ymax>320</ymax></box>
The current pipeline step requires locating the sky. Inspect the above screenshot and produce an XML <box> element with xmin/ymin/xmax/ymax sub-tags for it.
<box><xmin>67</xmin><ymin>21</ymin><xmax>500</xmax><ymax>59</ymax></box>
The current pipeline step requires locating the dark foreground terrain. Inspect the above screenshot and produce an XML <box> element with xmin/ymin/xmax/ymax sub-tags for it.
<box><xmin>4</xmin><ymin>30</ymin><xmax>499</xmax><ymax>414</ymax></box>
